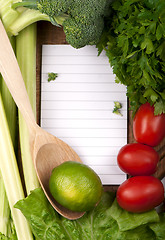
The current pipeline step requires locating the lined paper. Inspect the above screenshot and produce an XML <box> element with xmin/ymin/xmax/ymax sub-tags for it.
<box><xmin>40</xmin><ymin>45</ymin><xmax>127</xmax><ymax>185</ymax></box>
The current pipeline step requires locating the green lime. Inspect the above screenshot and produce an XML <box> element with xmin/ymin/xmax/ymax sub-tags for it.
<box><xmin>49</xmin><ymin>161</ymin><xmax>103</xmax><ymax>212</ymax></box>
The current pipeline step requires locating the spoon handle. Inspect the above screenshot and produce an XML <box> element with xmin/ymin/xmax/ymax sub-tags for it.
<box><xmin>0</xmin><ymin>20</ymin><xmax>37</xmax><ymax>133</ymax></box>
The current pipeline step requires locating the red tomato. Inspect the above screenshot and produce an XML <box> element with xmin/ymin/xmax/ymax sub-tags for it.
<box><xmin>117</xmin><ymin>176</ymin><xmax>164</xmax><ymax>213</ymax></box>
<box><xmin>133</xmin><ymin>103</ymin><xmax>165</xmax><ymax>147</ymax></box>
<box><xmin>117</xmin><ymin>143</ymin><xmax>159</xmax><ymax>176</ymax></box>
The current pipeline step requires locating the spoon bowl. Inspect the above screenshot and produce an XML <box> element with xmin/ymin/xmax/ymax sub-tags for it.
<box><xmin>0</xmin><ymin>19</ymin><xmax>85</xmax><ymax>219</ymax></box>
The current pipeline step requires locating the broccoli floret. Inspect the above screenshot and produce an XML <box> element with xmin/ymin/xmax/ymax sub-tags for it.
<box><xmin>13</xmin><ymin>0</ymin><xmax>113</xmax><ymax>48</ymax></box>
<box><xmin>37</xmin><ymin>0</ymin><xmax>72</xmax><ymax>17</ymax></box>
<box><xmin>67</xmin><ymin>0</ymin><xmax>109</xmax><ymax>24</ymax></box>
<box><xmin>63</xmin><ymin>16</ymin><xmax>104</xmax><ymax>49</ymax></box>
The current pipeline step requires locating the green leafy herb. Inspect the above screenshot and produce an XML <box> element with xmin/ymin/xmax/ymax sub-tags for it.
<box><xmin>15</xmin><ymin>187</ymin><xmax>165</xmax><ymax>240</ymax></box>
<box><xmin>48</xmin><ymin>72</ymin><xmax>58</xmax><ymax>82</ymax></box>
<box><xmin>97</xmin><ymin>0</ymin><xmax>165</xmax><ymax>115</ymax></box>
<box><xmin>113</xmin><ymin>101</ymin><xmax>123</xmax><ymax>116</ymax></box>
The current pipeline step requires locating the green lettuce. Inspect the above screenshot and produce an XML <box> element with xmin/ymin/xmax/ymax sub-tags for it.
<box><xmin>149</xmin><ymin>213</ymin><xmax>165</xmax><ymax>240</ymax></box>
<box><xmin>14</xmin><ymin>188</ymin><xmax>165</xmax><ymax>240</ymax></box>
<box><xmin>109</xmin><ymin>199</ymin><xmax>159</xmax><ymax>231</ymax></box>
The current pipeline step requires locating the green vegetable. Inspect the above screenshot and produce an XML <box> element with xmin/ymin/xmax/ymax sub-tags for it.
<box><xmin>97</xmin><ymin>0</ymin><xmax>165</xmax><ymax>115</ymax></box>
<box><xmin>0</xmin><ymin>0</ymin><xmax>50</xmax><ymax>36</ymax></box>
<box><xmin>0</xmin><ymin>37</ymin><xmax>18</xmax><ymax>239</ymax></box>
<box><xmin>63</xmin><ymin>16</ymin><xmax>104</xmax><ymax>49</ymax></box>
<box><xmin>12</xmin><ymin>0</ymin><xmax>113</xmax><ymax>48</ymax></box>
<box><xmin>0</xmin><ymin>25</ymin><xmax>32</xmax><ymax>238</ymax></box>
<box><xmin>48</xmin><ymin>72</ymin><xmax>58</xmax><ymax>82</ymax></box>
<box><xmin>0</xmin><ymin>95</ymin><xmax>33</xmax><ymax>239</ymax></box>
<box><xmin>113</xmin><ymin>101</ymin><xmax>123</xmax><ymax>116</ymax></box>
<box><xmin>150</xmin><ymin>213</ymin><xmax>165</xmax><ymax>239</ymax></box>
<box><xmin>16</xmin><ymin>24</ymin><xmax>40</xmax><ymax>194</ymax></box>
<box><xmin>0</xmin><ymin>37</ymin><xmax>17</xmax><ymax>149</ymax></box>
<box><xmin>0</xmin><ymin>172</ymin><xmax>9</xmax><ymax>237</ymax></box>
<box><xmin>0</xmin><ymin>0</ymin><xmax>44</xmax><ymax>238</ymax></box>
<box><xmin>15</xmin><ymin>187</ymin><xmax>165</xmax><ymax>240</ymax></box>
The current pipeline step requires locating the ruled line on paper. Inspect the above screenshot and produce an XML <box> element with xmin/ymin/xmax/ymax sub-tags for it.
<box><xmin>40</xmin><ymin>45</ymin><xmax>127</xmax><ymax>185</ymax></box>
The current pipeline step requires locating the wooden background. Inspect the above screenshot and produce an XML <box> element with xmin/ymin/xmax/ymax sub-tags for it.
<box><xmin>36</xmin><ymin>21</ymin><xmax>165</xmax><ymax>185</ymax></box>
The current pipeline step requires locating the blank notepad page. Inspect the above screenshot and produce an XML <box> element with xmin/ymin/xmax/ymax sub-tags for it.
<box><xmin>41</xmin><ymin>45</ymin><xmax>127</xmax><ymax>185</ymax></box>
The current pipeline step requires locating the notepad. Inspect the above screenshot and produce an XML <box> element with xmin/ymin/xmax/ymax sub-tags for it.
<box><xmin>40</xmin><ymin>45</ymin><xmax>127</xmax><ymax>185</ymax></box>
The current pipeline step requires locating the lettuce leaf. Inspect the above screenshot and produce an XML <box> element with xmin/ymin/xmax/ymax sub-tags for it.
<box><xmin>14</xmin><ymin>188</ymin><xmax>164</xmax><ymax>240</ymax></box>
<box><xmin>109</xmin><ymin>199</ymin><xmax>159</xmax><ymax>231</ymax></box>
<box><xmin>149</xmin><ymin>213</ymin><xmax>165</xmax><ymax>240</ymax></box>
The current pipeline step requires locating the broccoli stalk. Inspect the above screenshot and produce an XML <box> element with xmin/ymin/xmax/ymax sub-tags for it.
<box><xmin>12</xmin><ymin>0</ymin><xmax>113</xmax><ymax>48</ymax></box>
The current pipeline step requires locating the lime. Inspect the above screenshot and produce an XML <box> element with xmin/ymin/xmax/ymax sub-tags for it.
<box><xmin>49</xmin><ymin>161</ymin><xmax>103</xmax><ymax>212</ymax></box>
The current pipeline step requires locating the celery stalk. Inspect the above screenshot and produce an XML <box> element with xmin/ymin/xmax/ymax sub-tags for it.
<box><xmin>0</xmin><ymin>36</ymin><xmax>18</xmax><ymax>238</ymax></box>
<box><xmin>0</xmin><ymin>171</ymin><xmax>10</xmax><ymax>236</ymax></box>
<box><xmin>0</xmin><ymin>172</ymin><xmax>16</xmax><ymax>238</ymax></box>
<box><xmin>1</xmin><ymin>36</ymin><xmax>17</xmax><ymax>149</ymax></box>
<box><xmin>0</xmin><ymin>0</ymin><xmax>20</xmax><ymax>30</ymax></box>
<box><xmin>16</xmin><ymin>24</ymin><xmax>40</xmax><ymax>194</ymax></box>
<box><xmin>0</xmin><ymin>0</ymin><xmax>50</xmax><ymax>36</ymax></box>
<box><xmin>0</xmin><ymin>95</ymin><xmax>34</xmax><ymax>240</ymax></box>
<box><xmin>9</xmin><ymin>8</ymin><xmax>50</xmax><ymax>36</ymax></box>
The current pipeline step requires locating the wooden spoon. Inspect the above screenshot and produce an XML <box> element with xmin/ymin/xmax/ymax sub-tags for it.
<box><xmin>0</xmin><ymin>20</ymin><xmax>85</xmax><ymax>220</ymax></box>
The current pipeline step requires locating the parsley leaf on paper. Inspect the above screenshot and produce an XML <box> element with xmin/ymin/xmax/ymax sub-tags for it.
<box><xmin>14</xmin><ymin>187</ymin><xmax>165</xmax><ymax>240</ymax></box>
<box><xmin>97</xmin><ymin>0</ymin><xmax>165</xmax><ymax>115</ymax></box>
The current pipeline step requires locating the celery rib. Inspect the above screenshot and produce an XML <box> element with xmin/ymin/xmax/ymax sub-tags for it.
<box><xmin>9</xmin><ymin>9</ymin><xmax>50</xmax><ymax>36</ymax></box>
<box><xmin>0</xmin><ymin>95</ymin><xmax>34</xmax><ymax>240</ymax></box>
<box><xmin>0</xmin><ymin>36</ymin><xmax>18</xmax><ymax>238</ymax></box>
<box><xmin>16</xmin><ymin>24</ymin><xmax>40</xmax><ymax>194</ymax></box>
<box><xmin>1</xmin><ymin>36</ymin><xmax>17</xmax><ymax>149</ymax></box>
<box><xmin>0</xmin><ymin>171</ymin><xmax>10</xmax><ymax>236</ymax></box>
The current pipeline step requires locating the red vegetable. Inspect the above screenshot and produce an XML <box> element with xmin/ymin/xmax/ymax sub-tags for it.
<box><xmin>133</xmin><ymin>103</ymin><xmax>165</xmax><ymax>147</ymax></box>
<box><xmin>117</xmin><ymin>143</ymin><xmax>159</xmax><ymax>176</ymax></box>
<box><xmin>117</xmin><ymin>176</ymin><xmax>164</xmax><ymax>213</ymax></box>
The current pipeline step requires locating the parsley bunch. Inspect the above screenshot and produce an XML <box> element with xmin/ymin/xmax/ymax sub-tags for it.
<box><xmin>98</xmin><ymin>0</ymin><xmax>165</xmax><ymax>115</ymax></box>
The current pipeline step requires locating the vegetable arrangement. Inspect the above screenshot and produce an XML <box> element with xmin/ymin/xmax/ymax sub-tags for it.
<box><xmin>0</xmin><ymin>0</ymin><xmax>165</xmax><ymax>239</ymax></box>
<box><xmin>15</xmin><ymin>188</ymin><xmax>165</xmax><ymax>240</ymax></box>
<box><xmin>12</xmin><ymin>0</ymin><xmax>113</xmax><ymax>49</ymax></box>
<box><xmin>97</xmin><ymin>0</ymin><xmax>165</xmax><ymax>115</ymax></box>
<box><xmin>0</xmin><ymin>0</ymin><xmax>41</xmax><ymax>239</ymax></box>
<box><xmin>117</xmin><ymin>103</ymin><xmax>165</xmax><ymax>213</ymax></box>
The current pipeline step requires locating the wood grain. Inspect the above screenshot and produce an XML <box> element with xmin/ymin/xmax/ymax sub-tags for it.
<box><xmin>36</xmin><ymin>21</ymin><xmax>165</xmax><ymax>186</ymax></box>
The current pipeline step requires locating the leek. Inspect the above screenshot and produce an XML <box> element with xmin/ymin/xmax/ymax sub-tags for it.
<box><xmin>16</xmin><ymin>24</ymin><xmax>40</xmax><ymax>194</ymax></box>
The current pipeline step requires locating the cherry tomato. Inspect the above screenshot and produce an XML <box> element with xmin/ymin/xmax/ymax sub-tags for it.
<box><xmin>133</xmin><ymin>103</ymin><xmax>165</xmax><ymax>147</ymax></box>
<box><xmin>117</xmin><ymin>176</ymin><xmax>164</xmax><ymax>213</ymax></box>
<box><xmin>117</xmin><ymin>143</ymin><xmax>159</xmax><ymax>176</ymax></box>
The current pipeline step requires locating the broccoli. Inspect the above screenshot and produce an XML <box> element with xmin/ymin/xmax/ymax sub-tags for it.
<box><xmin>37</xmin><ymin>0</ymin><xmax>72</xmax><ymax>17</ymax></box>
<box><xmin>12</xmin><ymin>0</ymin><xmax>113</xmax><ymax>48</ymax></box>
<box><xmin>67</xmin><ymin>0</ymin><xmax>109</xmax><ymax>24</ymax></box>
<box><xmin>63</xmin><ymin>16</ymin><xmax>104</xmax><ymax>49</ymax></box>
